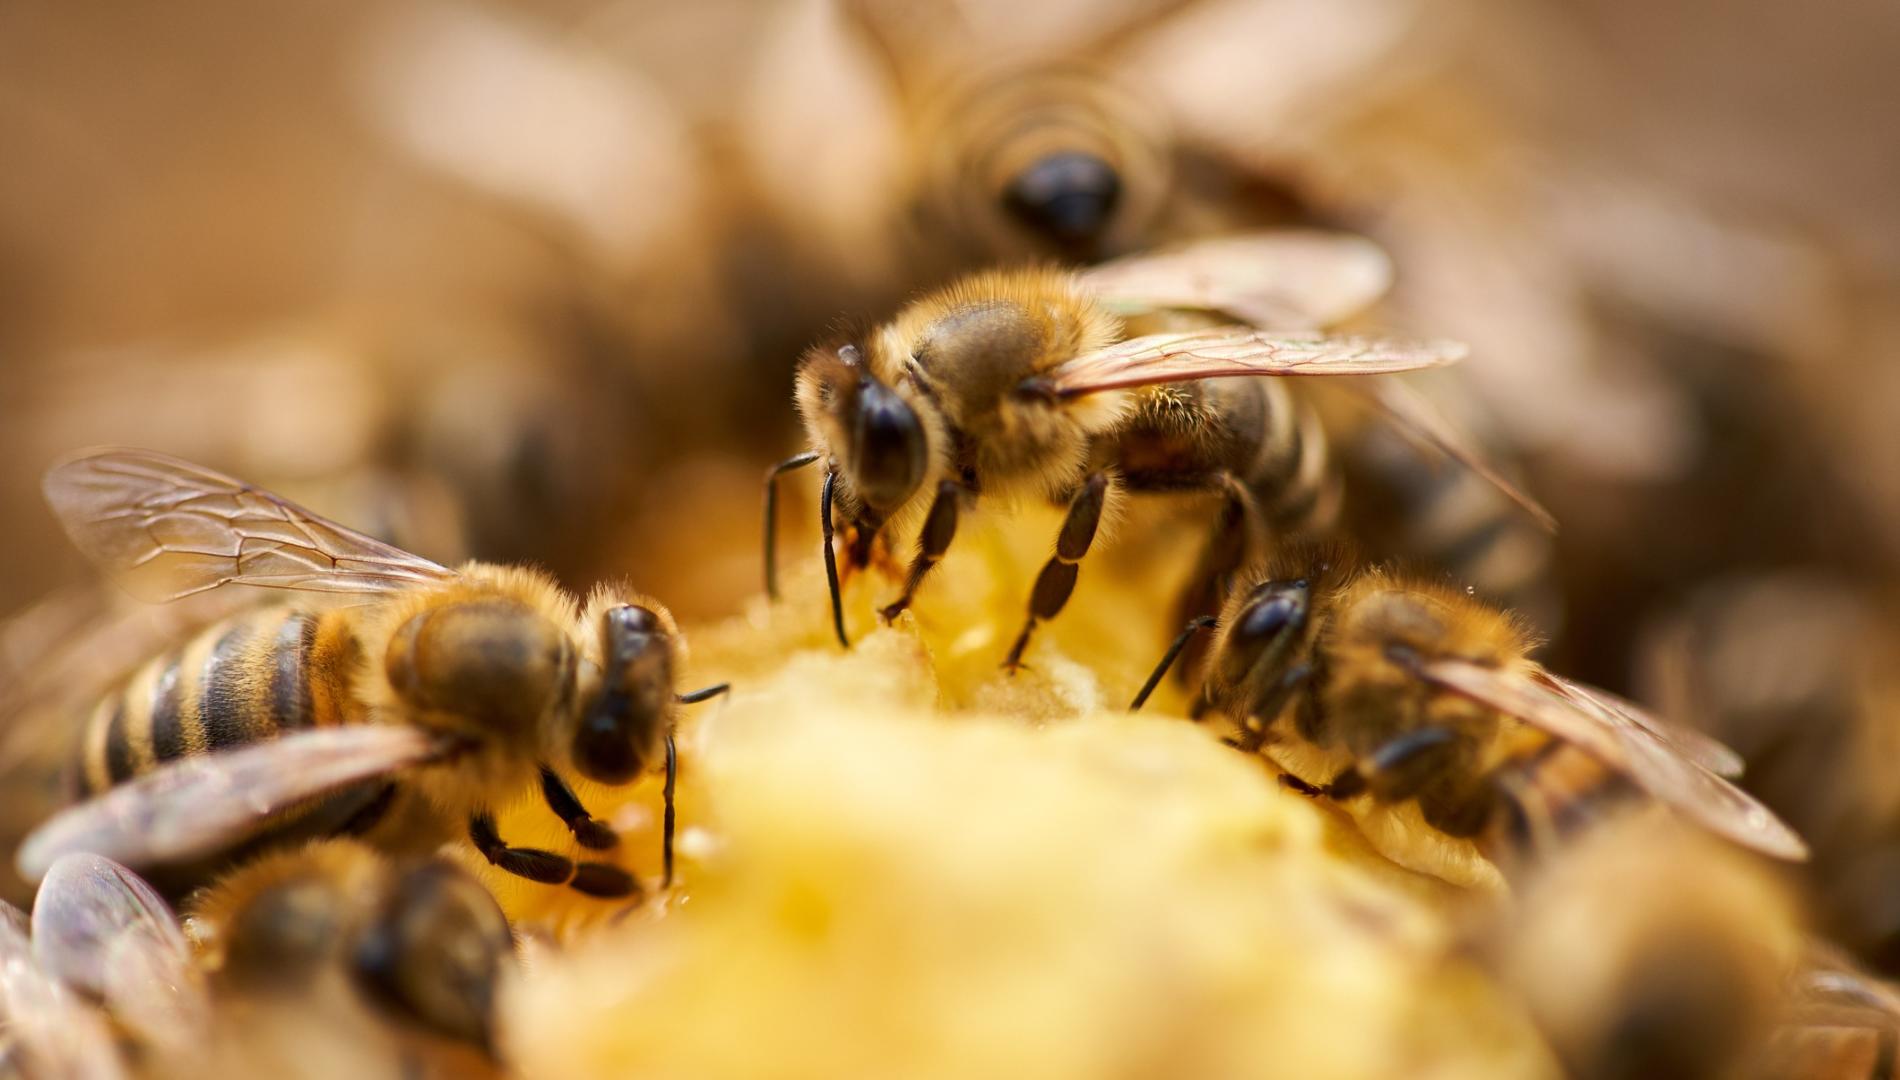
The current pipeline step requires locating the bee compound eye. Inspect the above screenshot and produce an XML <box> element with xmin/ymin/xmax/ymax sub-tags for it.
<box><xmin>1003</xmin><ymin>151</ymin><xmax>1122</xmax><ymax>244</ymax></box>
<box><xmin>849</xmin><ymin>378</ymin><xmax>928</xmax><ymax>514</ymax></box>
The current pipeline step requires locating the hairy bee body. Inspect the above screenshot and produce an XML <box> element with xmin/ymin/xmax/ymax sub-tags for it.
<box><xmin>192</xmin><ymin>839</ymin><xmax>515</xmax><ymax>1060</ymax></box>
<box><xmin>1115</xmin><ymin>375</ymin><xmax>1339</xmax><ymax>537</ymax></box>
<box><xmin>25</xmin><ymin>451</ymin><xmax>727</xmax><ymax>902</ymax></box>
<box><xmin>68</xmin><ymin>566</ymin><xmax>599</xmax><ymax>862</ymax></box>
<box><xmin>1159</xmin><ymin>547</ymin><xmax>1803</xmax><ymax>876</ymax></box>
<box><xmin>74</xmin><ymin>604</ymin><xmax>361</xmax><ymax>799</ymax></box>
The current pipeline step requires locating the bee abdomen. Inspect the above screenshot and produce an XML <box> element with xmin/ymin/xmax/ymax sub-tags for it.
<box><xmin>77</xmin><ymin>607</ymin><xmax>356</xmax><ymax>797</ymax></box>
<box><xmin>1244</xmin><ymin>393</ymin><xmax>1339</xmax><ymax>537</ymax></box>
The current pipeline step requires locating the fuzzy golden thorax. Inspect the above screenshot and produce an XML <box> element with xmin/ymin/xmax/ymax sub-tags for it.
<box><xmin>353</xmin><ymin>564</ymin><xmax>580</xmax><ymax>819</ymax></box>
<box><xmin>1316</xmin><ymin>570</ymin><xmax>1539</xmax><ymax>759</ymax></box>
<box><xmin>875</xmin><ymin>268</ymin><xmax>1128</xmax><ymax>502</ymax></box>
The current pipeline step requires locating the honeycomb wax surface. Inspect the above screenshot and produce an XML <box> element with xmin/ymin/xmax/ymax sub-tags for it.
<box><xmin>487</xmin><ymin>505</ymin><xmax>1557</xmax><ymax>1080</ymax></box>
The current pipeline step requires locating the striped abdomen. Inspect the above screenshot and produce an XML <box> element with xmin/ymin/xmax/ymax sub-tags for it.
<box><xmin>1115</xmin><ymin>377</ymin><xmax>1340</xmax><ymax>538</ymax></box>
<box><xmin>1480</xmin><ymin>737</ymin><xmax>1641</xmax><ymax>878</ymax></box>
<box><xmin>75</xmin><ymin>606</ymin><xmax>363</xmax><ymax>797</ymax></box>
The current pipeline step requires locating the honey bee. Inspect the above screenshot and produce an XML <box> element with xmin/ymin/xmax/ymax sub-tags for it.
<box><xmin>189</xmin><ymin>840</ymin><xmax>513</xmax><ymax>1069</ymax></box>
<box><xmin>22</xmin><ymin>845</ymin><xmax>511</xmax><ymax>1077</ymax></box>
<box><xmin>762</xmin><ymin>231</ymin><xmax>1550</xmax><ymax>668</ymax></box>
<box><xmin>14</xmin><ymin>449</ymin><xmax>728</xmax><ymax>900</ymax></box>
<box><xmin>1131</xmin><ymin>546</ymin><xmax>1805</xmax><ymax>871</ymax></box>
<box><xmin>1488</xmin><ymin>814</ymin><xmax>1802</xmax><ymax>1080</ymax></box>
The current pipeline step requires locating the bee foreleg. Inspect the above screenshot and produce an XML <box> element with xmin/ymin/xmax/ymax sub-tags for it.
<box><xmin>820</xmin><ymin>467</ymin><xmax>850</xmax><ymax>648</ymax></box>
<box><xmin>763</xmin><ymin>450</ymin><xmax>821</xmax><ymax>600</ymax></box>
<box><xmin>538</xmin><ymin>766</ymin><xmax>619</xmax><ymax>851</ymax></box>
<box><xmin>661</xmin><ymin>730</ymin><xmax>678</xmax><ymax>889</ymax></box>
<box><xmin>1004</xmin><ymin>471</ymin><xmax>1113</xmax><ymax>671</ymax></box>
<box><xmin>468</xmin><ymin>812</ymin><xmax>638</xmax><ymax>899</ymax></box>
<box><xmin>880</xmin><ymin>481</ymin><xmax>961</xmax><ymax>623</ymax></box>
<box><xmin>1347</xmin><ymin>727</ymin><xmax>1465</xmax><ymax>802</ymax></box>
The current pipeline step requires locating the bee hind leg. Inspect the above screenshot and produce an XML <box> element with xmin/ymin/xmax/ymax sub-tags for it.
<box><xmin>1004</xmin><ymin>471</ymin><xmax>1112</xmax><ymax>671</ymax></box>
<box><xmin>467</xmin><ymin>812</ymin><xmax>639</xmax><ymax>899</ymax></box>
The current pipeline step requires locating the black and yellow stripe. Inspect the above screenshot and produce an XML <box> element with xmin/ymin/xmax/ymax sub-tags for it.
<box><xmin>78</xmin><ymin>607</ymin><xmax>360</xmax><ymax>797</ymax></box>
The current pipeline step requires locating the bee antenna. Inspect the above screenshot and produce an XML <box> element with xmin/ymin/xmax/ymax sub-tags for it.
<box><xmin>1131</xmin><ymin>616</ymin><xmax>1219</xmax><ymax>711</ymax></box>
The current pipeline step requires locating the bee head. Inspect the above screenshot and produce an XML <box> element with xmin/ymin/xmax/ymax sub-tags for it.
<box><xmin>1002</xmin><ymin>150</ymin><xmax>1121</xmax><ymax>248</ymax></box>
<box><xmin>798</xmin><ymin>343</ymin><xmax>928</xmax><ymax>516</ymax></box>
<box><xmin>351</xmin><ymin>859</ymin><xmax>514</xmax><ymax>1056</ymax></box>
<box><xmin>1217</xmin><ymin>578</ymin><xmax>1312</xmax><ymax>690</ymax></box>
<box><xmin>571</xmin><ymin>604</ymin><xmax>673</xmax><ymax>785</ymax></box>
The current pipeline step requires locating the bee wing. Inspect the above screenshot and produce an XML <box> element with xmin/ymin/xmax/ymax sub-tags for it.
<box><xmin>31</xmin><ymin>854</ymin><xmax>206</xmax><ymax>1045</ymax></box>
<box><xmin>1535</xmin><ymin>671</ymin><xmax>1745</xmax><ymax>779</ymax></box>
<box><xmin>0</xmin><ymin>900</ymin><xmax>129</xmax><ymax>1080</ymax></box>
<box><xmin>1419</xmin><ymin>658</ymin><xmax>1808</xmax><ymax>861</ymax></box>
<box><xmin>1035</xmin><ymin>329</ymin><xmax>1467</xmax><ymax>398</ymax></box>
<box><xmin>15</xmin><ymin>725</ymin><xmax>460</xmax><ymax>882</ymax></box>
<box><xmin>44</xmin><ymin>448</ymin><xmax>458</xmax><ymax>604</ymax></box>
<box><xmin>1082</xmin><ymin>230</ymin><xmax>1394</xmax><ymax>329</ymax></box>
<box><xmin>1337</xmin><ymin>377</ymin><xmax>1558</xmax><ymax>532</ymax></box>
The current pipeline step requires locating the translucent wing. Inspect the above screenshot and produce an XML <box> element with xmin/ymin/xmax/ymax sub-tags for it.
<box><xmin>31</xmin><ymin>854</ymin><xmax>206</xmax><ymax>1046</ymax></box>
<box><xmin>1338</xmin><ymin>377</ymin><xmax>1557</xmax><ymax>533</ymax></box>
<box><xmin>1535</xmin><ymin>671</ymin><xmax>1744</xmax><ymax>779</ymax></box>
<box><xmin>1082</xmin><ymin>230</ymin><xmax>1394</xmax><ymax>330</ymax></box>
<box><xmin>1419</xmin><ymin>658</ymin><xmax>1808</xmax><ymax>861</ymax></box>
<box><xmin>44</xmin><ymin>448</ymin><xmax>458</xmax><ymax>604</ymax></box>
<box><xmin>16</xmin><ymin>726</ymin><xmax>461</xmax><ymax>882</ymax></box>
<box><xmin>1034</xmin><ymin>329</ymin><xmax>1467</xmax><ymax>398</ymax></box>
<box><xmin>0</xmin><ymin>900</ymin><xmax>127</xmax><ymax>1080</ymax></box>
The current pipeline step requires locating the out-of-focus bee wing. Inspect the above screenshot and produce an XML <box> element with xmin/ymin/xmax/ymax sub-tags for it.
<box><xmin>1035</xmin><ymin>329</ymin><xmax>1466</xmax><ymax>398</ymax></box>
<box><xmin>1769</xmin><ymin>946</ymin><xmax>1900</xmax><ymax>1077</ymax></box>
<box><xmin>15</xmin><ymin>726</ymin><xmax>461</xmax><ymax>882</ymax></box>
<box><xmin>1082</xmin><ymin>230</ymin><xmax>1394</xmax><ymax>329</ymax></box>
<box><xmin>1419</xmin><ymin>658</ymin><xmax>1809</xmax><ymax>861</ymax></box>
<box><xmin>1535</xmin><ymin>671</ymin><xmax>1745</xmax><ymax>779</ymax></box>
<box><xmin>0</xmin><ymin>900</ymin><xmax>127</xmax><ymax>1080</ymax></box>
<box><xmin>1338</xmin><ymin>377</ymin><xmax>1558</xmax><ymax>532</ymax></box>
<box><xmin>44</xmin><ymin>448</ymin><xmax>458</xmax><ymax>604</ymax></box>
<box><xmin>31</xmin><ymin>854</ymin><xmax>205</xmax><ymax>1045</ymax></box>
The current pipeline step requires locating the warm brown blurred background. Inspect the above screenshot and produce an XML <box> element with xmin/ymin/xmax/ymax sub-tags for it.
<box><xmin>4</xmin><ymin>0</ymin><xmax>1900</xmax><ymax>955</ymax></box>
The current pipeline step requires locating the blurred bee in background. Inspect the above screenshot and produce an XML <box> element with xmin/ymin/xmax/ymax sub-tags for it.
<box><xmin>764</xmin><ymin>230</ymin><xmax>1550</xmax><ymax>670</ymax></box>
<box><xmin>18</xmin><ymin>846</ymin><xmax>511</xmax><ymax>1079</ymax></box>
<box><xmin>1760</xmin><ymin>944</ymin><xmax>1900</xmax><ymax>1080</ymax></box>
<box><xmin>188</xmin><ymin>840</ymin><xmax>514</xmax><ymax>1074</ymax></box>
<box><xmin>1638</xmin><ymin>573</ymin><xmax>1900</xmax><ymax>973</ymax></box>
<box><xmin>1484</xmin><ymin>814</ymin><xmax>1803</xmax><ymax>1080</ymax></box>
<box><xmin>1131</xmin><ymin>545</ymin><xmax>1804</xmax><ymax>883</ymax></box>
<box><xmin>16</xmin><ymin>449</ymin><xmax>729</xmax><ymax>902</ymax></box>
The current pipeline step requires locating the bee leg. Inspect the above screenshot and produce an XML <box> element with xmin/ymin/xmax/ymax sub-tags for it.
<box><xmin>1004</xmin><ymin>471</ymin><xmax>1112</xmax><ymax>671</ymax></box>
<box><xmin>880</xmin><ymin>480</ymin><xmax>961</xmax><ymax>623</ymax></box>
<box><xmin>1305</xmin><ymin>727</ymin><xmax>1464</xmax><ymax>804</ymax></box>
<box><xmin>468</xmin><ymin>812</ymin><xmax>638</xmax><ymax>899</ymax></box>
<box><xmin>660</xmin><ymin>684</ymin><xmax>728</xmax><ymax>888</ymax></box>
<box><xmin>1171</xmin><ymin>475</ymin><xmax>1266</xmax><ymax>685</ymax></box>
<box><xmin>539</xmin><ymin>766</ymin><xmax>619</xmax><ymax>850</ymax></box>
<box><xmin>661</xmin><ymin>730</ymin><xmax>678</xmax><ymax>889</ymax></box>
<box><xmin>820</xmin><ymin>467</ymin><xmax>851</xmax><ymax>648</ymax></box>
<box><xmin>763</xmin><ymin>450</ymin><xmax>821</xmax><ymax>600</ymax></box>
<box><xmin>1130</xmin><ymin>616</ymin><xmax>1219</xmax><ymax>710</ymax></box>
